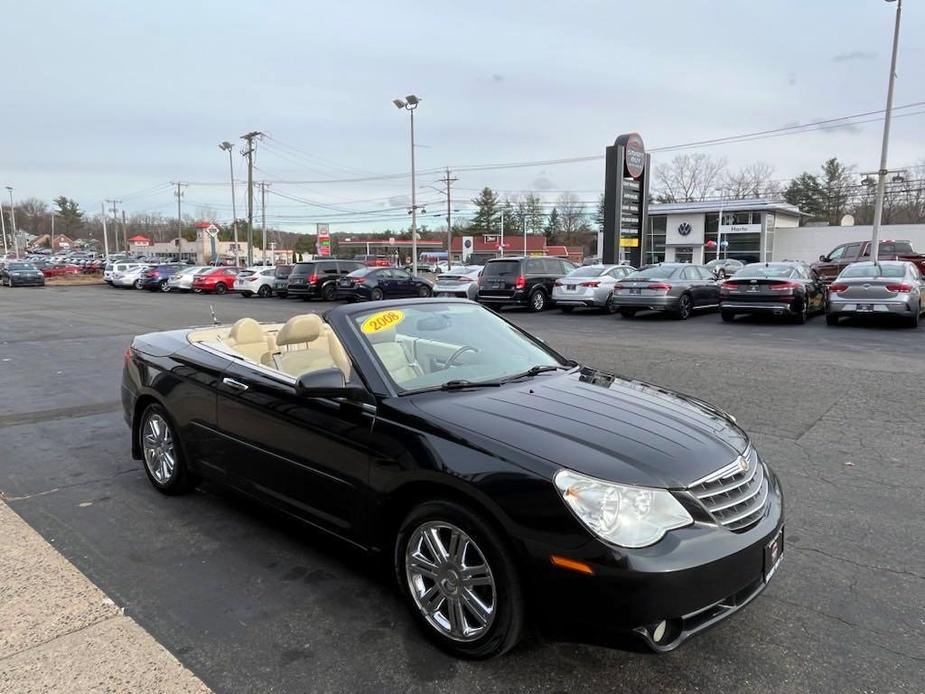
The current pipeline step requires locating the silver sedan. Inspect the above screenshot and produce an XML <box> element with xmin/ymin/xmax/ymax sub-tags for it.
<box><xmin>433</xmin><ymin>266</ymin><xmax>482</xmax><ymax>300</ymax></box>
<box><xmin>611</xmin><ymin>263</ymin><xmax>720</xmax><ymax>320</ymax></box>
<box><xmin>167</xmin><ymin>266</ymin><xmax>210</xmax><ymax>292</ymax></box>
<box><xmin>552</xmin><ymin>264</ymin><xmax>636</xmax><ymax>313</ymax></box>
<box><xmin>827</xmin><ymin>261</ymin><xmax>924</xmax><ymax>327</ymax></box>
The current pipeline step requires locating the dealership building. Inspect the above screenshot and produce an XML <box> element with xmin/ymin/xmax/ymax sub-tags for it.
<box><xmin>642</xmin><ymin>198</ymin><xmax>802</xmax><ymax>266</ymax></box>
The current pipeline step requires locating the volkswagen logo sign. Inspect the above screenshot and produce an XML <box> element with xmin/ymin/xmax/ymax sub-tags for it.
<box><xmin>677</xmin><ymin>222</ymin><xmax>692</xmax><ymax>236</ymax></box>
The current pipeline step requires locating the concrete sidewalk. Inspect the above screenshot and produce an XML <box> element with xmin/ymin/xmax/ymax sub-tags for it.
<box><xmin>0</xmin><ymin>501</ymin><xmax>209</xmax><ymax>694</ymax></box>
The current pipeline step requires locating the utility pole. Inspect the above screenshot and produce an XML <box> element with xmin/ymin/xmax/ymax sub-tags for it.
<box><xmin>106</xmin><ymin>199</ymin><xmax>121</xmax><ymax>254</ymax></box>
<box><xmin>101</xmin><ymin>202</ymin><xmax>110</xmax><ymax>260</ymax></box>
<box><xmin>438</xmin><ymin>167</ymin><xmax>457</xmax><ymax>262</ymax></box>
<box><xmin>170</xmin><ymin>182</ymin><xmax>187</xmax><ymax>260</ymax></box>
<box><xmin>50</xmin><ymin>213</ymin><xmax>55</xmax><ymax>253</ymax></box>
<box><xmin>219</xmin><ymin>141</ymin><xmax>239</xmax><ymax>266</ymax></box>
<box><xmin>260</xmin><ymin>181</ymin><xmax>269</xmax><ymax>265</ymax></box>
<box><xmin>500</xmin><ymin>208</ymin><xmax>505</xmax><ymax>258</ymax></box>
<box><xmin>240</xmin><ymin>131</ymin><xmax>263</xmax><ymax>266</ymax></box>
<box><xmin>6</xmin><ymin>187</ymin><xmax>18</xmax><ymax>258</ymax></box>
<box><xmin>0</xmin><ymin>198</ymin><xmax>7</xmax><ymax>256</ymax></box>
<box><xmin>121</xmin><ymin>210</ymin><xmax>128</xmax><ymax>253</ymax></box>
<box><xmin>870</xmin><ymin>0</ymin><xmax>903</xmax><ymax>263</ymax></box>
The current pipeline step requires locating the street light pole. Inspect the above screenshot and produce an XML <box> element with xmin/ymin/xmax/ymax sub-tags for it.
<box><xmin>6</xmin><ymin>187</ymin><xmax>18</xmax><ymax>258</ymax></box>
<box><xmin>870</xmin><ymin>0</ymin><xmax>903</xmax><ymax>264</ymax></box>
<box><xmin>0</xmin><ymin>198</ymin><xmax>7</xmax><ymax>256</ymax></box>
<box><xmin>219</xmin><ymin>142</ymin><xmax>240</xmax><ymax>267</ymax></box>
<box><xmin>393</xmin><ymin>95</ymin><xmax>421</xmax><ymax>275</ymax></box>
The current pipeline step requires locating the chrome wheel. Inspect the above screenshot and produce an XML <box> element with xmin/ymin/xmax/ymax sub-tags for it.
<box><xmin>405</xmin><ymin>521</ymin><xmax>496</xmax><ymax>642</ymax></box>
<box><xmin>142</xmin><ymin>414</ymin><xmax>176</xmax><ymax>485</ymax></box>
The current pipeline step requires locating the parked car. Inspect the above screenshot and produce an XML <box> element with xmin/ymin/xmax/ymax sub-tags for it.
<box><xmin>287</xmin><ymin>259</ymin><xmax>365</xmax><ymax>301</ymax></box>
<box><xmin>826</xmin><ymin>261</ymin><xmax>924</xmax><ymax>327</ymax></box>
<box><xmin>705</xmin><ymin>258</ymin><xmax>744</xmax><ymax>279</ymax></box>
<box><xmin>719</xmin><ymin>262</ymin><xmax>826</xmax><ymax>324</ymax></box>
<box><xmin>811</xmin><ymin>239</ymin><xmax>925</xmax><ymax>282</ymax></box>
<box><xmin>272</xmin><ymin>264</ymin><xmax>293</xmax><ymax>298</ymax></box>
<box><xmin>140</xmin><ymin>264</ymin><xmax>186</xmax><ymax>292</ymax></box>
<box><xmin>335</xmin><ymin>267</ymin><xmax>433</xmax><ymax>301</ymax></box>
<box><xmin>191</xmin><ymin>266</ymin><xmax>239</xmax><ymax>294</ymax></box>
<box><xmin>477</xmin><ymin>256</ymin><xmax>577</xmax><ymax>312</ymax></box>
<box><xmin>1</xmin><ymin>261</ymin><xmax>45</xmax><ymax>287</ymax></box>
<box><xmin>553</xmin><ymin>264</ymin><xmax>637</xmax><ymax>313</ymax></box>
<box><xmin>433</xmin><ymin>266</ymin><xmax>483</xmax><ymax>300</ymax></box>
<box><xmin>611</xmin><ymin>263</ymin><xmax>719</xmax><ymax>319</ymax></box>
<box><xmin>123</xmin><ymin>299</ymin><xmax>783</xmax><ymax>659</ymax></box>
<box><xmin>354</xmin><ymin>254</ymin><xmax>392</xmax><ymax>267</ymax></box>
<box><xmin>234</xmin><ymin>266</ymin><xmax>278</xmax><ymax>298</ymax></box>
<box><xmin>166</xmin><ymin>266</ymin><xmax>210</xmax><ymax>292</ymax></box>
<box><xmin>41</xmin><ymin>263</ymin><xmax>82</xmax><ymax>279</ymax></box>
<box><xmin>111</xmin><ymin>263</ymin><xmax>150</xmax><ymax>288</ymax></box>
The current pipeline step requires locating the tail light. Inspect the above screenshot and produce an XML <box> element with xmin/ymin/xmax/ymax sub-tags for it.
<box><xmin>829</xmin><ymin>282</ymin><xmax>849</xmax><ymax>293</ymax></box>
<box><xmin>355</xmin><ymin>277</ymin><xmax>367</xmax><ymax>284</ymax></box>
<box><xmin>515</xmin><ymin>275</ymin><xmax>526</xmax><ymax>289</ymax></box>
<box><xmin>886</xmin><ymin>282</ymin><xmax>912</xmax><ymax>293</ymax></box>
<box><xmin>308</xmin><ymin>274</ymin><xmax>318</xmax><ymax>284</ymax></box>
<box><xmin>721</xmin><ymin>281</ymin><xmax>738</xmax><ymax>289</ymax></box>
<box><xmin>647</xmin><ymin>282</ymin><xmax>671</xmax><ymax>292</ymax></box>
<box><xmin>554</xmin><ymin>280</ymin><xmax>563</xmax><ymax>287</ymax></box>
<box><xmin>613</xmin><ymin>283</ymin><xmax>626</xmax><ymax>290</ymax></box>
<box><xmin>769</xmin><ymin>281</ymin><xmax>800</xmax><ymax>291</ymax></box>
<box><xmin>579</xmin><ymin>280</ymin><xmax>601</xmax><ymax>287</ymax></box>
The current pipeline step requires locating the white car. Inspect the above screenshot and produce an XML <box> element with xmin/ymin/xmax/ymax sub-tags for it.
<box><xmin>111</xmin><ymin>263</ymin><xmax>149</xmax><ymax>288</ymax></box>
<box><xmin>553</xmin><ymin>264</ymin><xmax>637</xmax><ymax>313</ymax></box>
<box><xmin>233</xmin><ymin>266</ymin><xmax>278</xmax><ymax>298</ymax></box>
<box><xmin>433</xmin><ymin>266</ymin><xmax>483</xmax><ymax>300</ymax></box>
<box><xmin>167</xmin><ymin>266</ymin><xmax>210</xmax><ymax>292</ymax></box>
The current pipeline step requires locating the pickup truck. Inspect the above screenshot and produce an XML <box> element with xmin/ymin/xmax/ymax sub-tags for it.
<box><xmin>811</xmin><ymin>240</ymin><xmax>925</xmax><ymax>282</ymax></box>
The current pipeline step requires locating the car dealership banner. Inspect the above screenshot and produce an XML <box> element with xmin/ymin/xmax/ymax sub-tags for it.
<box><xmin>317</xmin><ymin>223</ymin><xmax>331</xmax><ymax>257</ymax></box>
<box><xmin>602</xmin><ymin>133</ymin><xmax>650</xmax><ymax>266</ymax></box>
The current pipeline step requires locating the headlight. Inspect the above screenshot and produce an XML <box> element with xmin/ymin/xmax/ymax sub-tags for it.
<box><xmin>554</xmin><ymin>469</ymin><xmax>693</xmax><ymax>548</ymax></box>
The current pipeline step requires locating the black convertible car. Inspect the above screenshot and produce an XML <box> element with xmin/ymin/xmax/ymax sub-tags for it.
<box><xmin>122</xmin><ymin>299</ymin><xmax>784</xmax><ymax>659</ymax></box>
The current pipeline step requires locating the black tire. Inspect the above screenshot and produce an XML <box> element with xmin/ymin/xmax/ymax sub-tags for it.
<box><xmin>908</xmin><ymin>310</ymin><xmax>920</xmax><ymax>328</ymax></box>
<box><xmin>137</xmin><ymin>404</ymin><xmax>194</xmax><ymax>495</ymax></box>
<box><xmin>559</xmin><ymin>305</ymin><xmax>574</xmax><ymax>313</ymax></box>
<box><xmin>417</xmin><ymin>285</ymin><xmax>432</xmax><ymax>298</ymax></box>
<box><xmin>240</xmin><ymin>291</ymin><xmax>252</xmax><ymax>298</ymax></box>
<box><xmin>158</xmin><ymin>279</ymin><xmax>170</xmax><ymax>292</ymax></box>
<box><xmin>721</xmin><ymin>311</ymin><xmax>735</xmax><ymax>322</ymax></box>
<box><xmin>674</xmin><ymin>293</ymin><xmax>693</xmax><ymax>320</ymax></box>
<box><xmin>321</xmin><ymin>282</ymin><xmax>337</xmax><ymax>301</ymax></box>
<box><xmin>134</xmin><ymin>278</ymin><xmax>144</xmax><ymax>289</ymax></box>
<box><xmin>370</xmin><ymin>287</ymin><xmax>384</xmax><ymax>301</ymax></box>
<box><xmin>394</xmin><ymin>500</ymin><xmax>525</xmax><ymax>660</ymax></box>
<box><xmin>793</xmin><ymin>299</ymin><xmax>808</xmax><ymax>324</ymax></box>
<box><xmin>257</xmin><ymin>284</ymin><xmax>271</xmax><ymax>298</ymax></box>
<box><xmin>619</xmin><ymin>308</ymin><xmax>636</xmax><ymax>319</ymax></box>
<box><xmin>825</xmin><ymin>313</ymin><xmax>840</xmax><ymax>326</ymax></box>
<box><xmin>604</xmin><ymin>296</ymin><xmax>618</xmax><ymax>314</ymax></box>
<box><xmin>214</xmin><ymin>282</ymin><xmax>227</xmax><ymax>295</ymax></box>
<box><xmin>528</xmin><ymin>289</ymin><xmax>547</xmax><ymax>312</ymax></box>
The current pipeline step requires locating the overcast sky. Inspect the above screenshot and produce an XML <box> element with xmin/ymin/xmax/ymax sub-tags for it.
<box><xmin>2</xmin><ymin>0</ymin><xmax>923</xmax><ymax>233</ymax></box>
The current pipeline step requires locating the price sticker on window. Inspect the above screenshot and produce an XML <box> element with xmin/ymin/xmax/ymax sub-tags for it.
<box><xmin>361</xmin><ymin>309</ymin><xmax>405</xmax><ymax>334</ymax></box>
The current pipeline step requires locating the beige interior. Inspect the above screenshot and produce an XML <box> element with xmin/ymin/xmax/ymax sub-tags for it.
<box><xmin>367</xmin><ymin>327</ymin><xmax>422</xmax><ymax>385</ymax></box>
<box><xmin>188</xmin><ymin>315</ymin><xmax>351</xmax><ymax>380</ymax></box>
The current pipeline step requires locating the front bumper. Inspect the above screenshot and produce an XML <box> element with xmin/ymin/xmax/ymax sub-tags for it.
<box><xmin>828</xmin><ymin>298</ymin><xmax>915</xmax><ymax>316</ymax></box>
<box><xmin>8</xmin><ymin>276</ymin><xmax>45</xmax><ymax>286</ymax></box>
<box><xmin>610</xmin><ymin>294</ymin><xmax>677</xmax><ymax>311</ymax></box>
<box><xmin>524</xmin><ymin>467</ymin><xmax>784</xmax><ymax>651</ymax></box>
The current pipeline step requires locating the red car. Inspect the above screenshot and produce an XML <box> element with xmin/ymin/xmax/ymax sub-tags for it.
<box><xmin>191</xmin><ymin>267</ymin><xmax>239</xmax><ymax>294</ymax></box>
<box><xmin>354</xmin><ymin>254</ymin><xmax>392</xmax><ymax>267</ymax></box>
<box><xmin>41</xmin><ymin>263</ymin><xmax>81</xmax><ymax>278</ymax></box>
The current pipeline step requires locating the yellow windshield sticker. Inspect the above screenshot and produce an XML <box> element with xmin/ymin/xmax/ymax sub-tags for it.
<box><xmin>361</xmin><ymin>309</ymin><xmax>405</xmax><ymax>334</ymax></box>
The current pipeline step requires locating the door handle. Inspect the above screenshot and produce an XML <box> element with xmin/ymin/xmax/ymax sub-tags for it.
<box><xmin>222</xmin><ymin>377</ymin><xmax>249</xmax><ymax>392</ymax></box>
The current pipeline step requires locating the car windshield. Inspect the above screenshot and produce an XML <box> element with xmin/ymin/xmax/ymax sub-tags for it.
<box><xmin>841</xmin><ymin>264</ymin><xmax>906</xmax><ymax>278</ymax></box>
<box><xmin>733</xmin><ymin>265</ymin><xmax>796</xmax><ymax>278</ymax></box>
<box><xmin>626</xmin><ymin>266</ymin><xmax>678</xmax><ymax>280</ymax></box>
<box><xmin>8</xmin><ymin>263</ymin><xmax>34</xmax><ymax>270</ymax></box>
<box><xmin>350</xmin><ymin>302</ymin><xmax>565</xmax><ymax>392</ymax></box>
<box><xmin>482</xmin><ymin>260</ymin><xmax>520</xmax><ymax>278</ymax></box>
<box><xmin>565</xmin><ymin>266</ymin><xmax>606</xmax><ymax>278</ymax></box>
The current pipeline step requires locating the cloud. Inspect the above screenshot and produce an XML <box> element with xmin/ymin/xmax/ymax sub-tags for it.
<box><xmin>787</xmin><ymin>72</ymin><xmax>797</xmax><ymax>87</ymax></box>
<box><xmin>492</xmin><ymin>73</ymin><xmax>504</xmax><ymax>83</ymax></box>
<box><xmin>831</xmin><ymin>50</ymin><xmax>876</xmax><ymax>63</ymax></box>
<box><xmin>810</xmin><ymin>119</ymin><xmax>862</xmax><ymax>135</ymax></box>
<box><xmin>531</xmin><ymin>173</ymin><xmax>557</xmax><ymax>191</ymax></box>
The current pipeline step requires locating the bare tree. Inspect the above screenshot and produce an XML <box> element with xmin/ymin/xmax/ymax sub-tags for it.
<box><xmin>556</xmin><ymin>193</ymin><xmax>587</xmax><ymax>236</ymax></box>
<box><xmin>653</xmin><ymin>153</ymin><xmax>727</xmax><ymax>202</ymax></box>
<box><xmin>18</xmin><ymin>197</ymin><xmax>49</xmax><ymax>235</ymax></box>
<box><xmin>723</xmin><ymin>162</ymin><xmax>779</xmax><ymax>199</ymax></box>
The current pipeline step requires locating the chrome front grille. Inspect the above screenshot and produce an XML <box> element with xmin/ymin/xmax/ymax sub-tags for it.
<box><xmin>689</xmin><ymin>447</ymin><xmax>768</xmax><ymax>531</ymax></box>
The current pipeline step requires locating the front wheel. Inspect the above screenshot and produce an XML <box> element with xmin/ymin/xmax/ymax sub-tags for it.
<box><xmin>395</xmin><ymin>501</ymin><xmax>525</xmax><ymax>659</ymax></box>
<box><xmin>370</xmin><ymin>287</ymin><xmax>384</xmax><ymax>301</ymax></box>
<box><xmin>418</xmin><ymin>285</ymin><xmax>432</xmax><ymax>298</ymax></box>
<box><xmin>214</xmin><ymin>282</ymin><xmax>227</xmax><ymax>295</ymax></box>
<box><xmin>674</xmin><ymin>294</ymin><xmax>692</xmax><ymax>320</ymax></box>
<box><xmin>134</xmin><ymin>279</ymin><xmax>144</xmax><ymax>289</ymax></box>
<box><xmin>159</xmin><ymin>279</ymin><xmax>170</xmax><ymax>292</ymax></box>
<box><xmin>528</xmin><ymin>289</ymin><xmax>547</xmax><ymax>312</ymax></box>
<box><xmin>138</xmin><ymin>404</ymin><xmax>194</xmax><ymax>495</ymax></box>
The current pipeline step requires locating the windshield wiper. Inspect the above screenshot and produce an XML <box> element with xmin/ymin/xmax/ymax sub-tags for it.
<box><xmin>438</xmin><ymin>379</ymin><xmax>504</xmax><ymax>391</ymax></box>
<box><xmin>498</xmin><ymin>364</ymin><xmax>572</xmax><ymax>383</ymax></box>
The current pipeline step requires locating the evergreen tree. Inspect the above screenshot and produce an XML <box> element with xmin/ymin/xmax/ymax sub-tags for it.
<box><xmin>470</xmin><ymin>187</ymin><xmax>500</xmax><ymax>232</ymax></box>
<box><xmin>53</xmin><ymin>196</ymin><xmax>84</xmax><ymax>234</ymax></box>
<box><xmin>545</xmin><ymin>207</ymin><xmax>560</xmax><ymax>241</ymax></box>
<box><xmin>783</xmin><ymin>173</ymin><xmax>825</xmax><ymax>223</ymax></box>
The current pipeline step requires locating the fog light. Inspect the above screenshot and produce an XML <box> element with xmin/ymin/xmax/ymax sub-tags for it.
<box><xmin>652</xmin><ymin>620</ymin><xmax>667</xmax><ymax>643</ymax></box>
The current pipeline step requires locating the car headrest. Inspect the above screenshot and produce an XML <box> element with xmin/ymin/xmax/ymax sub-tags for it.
<box><xmin>277</xmin><ymin>313</ymin><xmax>323</xmax><ymax>347</ymax></box>
<box><xmin>228</xmin><ymin>317</ymin><xmax>265</xmax><ymax>345</ymax></box>
<box><xmin>365</xmin><ymin>326</ymin><xmax>397</xmax><ymax>344</ymax></box>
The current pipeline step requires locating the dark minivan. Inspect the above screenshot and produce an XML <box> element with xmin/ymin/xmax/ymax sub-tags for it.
<box><xmin>287</xmin><ymin>259</ymin><xmax>365</xmax><ymax>301</ymax></box>
<box><xmin>273</xmin><ymin>264</ymin><xmax>293</xmax><ymax>298</ymax></box>
<box><xmin>477</xmin><ymin>256</ymin><xmax>576</xmax><ymax>311</ymax></box>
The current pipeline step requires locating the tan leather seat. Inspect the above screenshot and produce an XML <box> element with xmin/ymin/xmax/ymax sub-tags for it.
<box><xmin>367</xmin><ymin>327</ymin><xmax>421</xmax><ymax>385</ymax></box>
<box><xmin>273</xmin><ymin>314</ymin><xmax>338</xmax><ymax>377</ymax></box>
<box><xmin>226</xmin><ymin>318</ymin><xmax>271</xmax><ymax>363</ymax></box>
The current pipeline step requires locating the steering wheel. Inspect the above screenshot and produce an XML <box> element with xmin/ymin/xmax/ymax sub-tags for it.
<box><xmin>445</xmin><ymin>346</ymin><xmax>480</xmax><ymax>369</ymax></box>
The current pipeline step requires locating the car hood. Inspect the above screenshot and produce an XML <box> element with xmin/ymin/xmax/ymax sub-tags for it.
<box><xmin>413</xmin><ymin>370</ymin><xmax>749</xmax><ymax>489</ymax></box>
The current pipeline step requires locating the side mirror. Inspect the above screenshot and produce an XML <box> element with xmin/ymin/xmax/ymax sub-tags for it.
<box><xmin>295</xmin><ymin>368</ymin><xmax>369</xmax><ymax>402</ymax></box>
<box><xmin>819</xmin><ymin>255</ymin><xmax>828</xmax><ymax>262</ymax></box>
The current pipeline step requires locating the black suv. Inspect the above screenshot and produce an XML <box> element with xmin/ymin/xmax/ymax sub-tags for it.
<box><xmin>286</xmin><ymin>259</ymin><xmax>365</xmax><ymax>300</ymax></box>
<box><xmin>477</xmin><ymin>256</ymin><xmax>577</xmax><ymax>311</ymax></box>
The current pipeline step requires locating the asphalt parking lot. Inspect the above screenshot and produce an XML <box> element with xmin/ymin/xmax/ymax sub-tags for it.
<box><xmin>1</xmin><ymin>285</ymin><xmax>923</xmax><ymax>693</ymax></box>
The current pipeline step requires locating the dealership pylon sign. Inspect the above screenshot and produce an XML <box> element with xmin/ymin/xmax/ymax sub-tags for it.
<box><xmin>602</xmin><ymin>133</ymin><xmax>650</xmax><ymax>266</ymax></box>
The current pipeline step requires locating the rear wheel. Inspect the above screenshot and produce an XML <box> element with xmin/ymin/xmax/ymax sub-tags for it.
<box><xmin>674</xmin><ymin>293</ymin><xmax>692</xmax><ymax>320</ymax></box>
<box><xmin>257</xmin><ymin>284</ymin><xmax>271</xmax><ymax>298</ymax></box>
<box><xmin>908</xmin><ymin>309</ymin><xmax>920</xmax><ymax>328</ymax></box>
<box><xmin>793</xmin><ymin>299</ymin><xmax>808</xmax><ymax>324</ymax></box>
<box><xmin>134</xmin><ymin>278</ymin><xmax>144</xmax><ymax>289</ymax></box>
<box><xmin>528</xmin><ymin>289</ymin><xmax>547</xmax><ymax>312</ymax></box>
<box><xmin>158</xmin><ymin>279</ymin><xmax>170</xmax><ymax>292</ymax></box>
<box><xmin>139</xmin><ymin>404</ymin><xmax>193</xmax><ymax>495</ymax></box>
<box><xmin>370</xmin><ymin>287</ymin><xmax>384</xmax><ymax>301</ymax></box>
<box><xmin>418</xmin><ymin>285</ymin><xmax>432</xmax><ymax>298</ymax></box>
<box><xmin>395</xmin><ymin>501</ymin><xmax>525</xmax><ymax>660</ymax></box>
<box><xmin>321</xmin><ymin>283</ymin><xmax>337</xmax><ymax>301</ymax></box>
<box><xmin>825</xmin><ymin>312</ymin><xmax>840</xmax><ymax>326</ymax></box>
<box><xmin>619</xmin><ymin>308</ymin><xmax>636</xmax><ymax>319</ymax></box>
<box><xmin>604</xmin><ymin>296</ymin><xmax>618</xmax><ymax>314</ymax></box>
<box><xmin>214</xmin><ymin>282</ymin><xmax>227</xmax><ymax>295</ymax></box>
<box><xmin>721</xmin><ymin>311</ymin><xmax>735</xmax><ymax>322</ymax></box>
